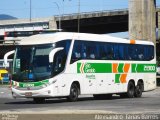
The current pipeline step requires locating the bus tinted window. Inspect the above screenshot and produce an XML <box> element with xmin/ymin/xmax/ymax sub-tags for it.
<box><xmin>71</xmin><ymin>40</ymin><xmax>154</xmax><ymax>63</ymax></box>
<box><xmin>128</xmin><ymin>45</ymin><xmax>138</xmax><ymax>60</ymax></box>
<box><xmin>145</xmin><ymin>45</ymin><xmax>154</xmax><ymax>60</ymax></box>
<box><xmin>99</xmin><ymin>43</ymin><xmax>108</xmax><ymax>60</ymax></box>
<box><xmin>71</xmin><ymin>41</ymin><xmax>82</xmax><ymax>62</ymax></box>
<box><xmin>84</xmin><ymin>42</ymin><xmax>98</xmax><ymax>59</ymax></box>
<box><xmin>106</xmin><ymin>44</ymin><xmax>114</xmax><ymax>60</ymax></box>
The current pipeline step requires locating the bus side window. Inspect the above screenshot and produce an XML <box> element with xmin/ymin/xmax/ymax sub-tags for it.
<box><xmin>128</xmin><ymin>45</ymin><xmax>138</xmax><ymax>60</ymax></box>
<box><xmin>118</xmin><ymin>44</ymin><xmax>125</xmax><ymax>60</ymax></box>
<box><xmin>114</xmin><ymin>44</ymin><xmax>120</xmax><ymax>60</ymax></box>
<box><xmin>85</xmin><ymin>42</ymin><xmax>97</xmax><ymax>59</ymax></box>
<box><xmin>146</xmin><ymin>46</ymin><xmax>154</xmax><ymax>60</ymax></box>
<box><xmin>99</xmin><ymin>43</ymin><xmax>108</xmax><ymax>60</ymax></box>
<box><xmin>52</xmin><ymin>51</ymin><xmax>66</xmax><ymax>75</ymax></box>
<box><xmin>137</xmin><ymin>45</ymin><xmax>144</xmax><ymax>60</ymax></box>
<box><xmin>71</xmin><ymin>41</ymin><xmax>82</xmax><ymax>63</ymax></box>
<box><xmin>106</xmin><ymin>44</ymin><xmax>114</xmax><ymax>60</ymax></box>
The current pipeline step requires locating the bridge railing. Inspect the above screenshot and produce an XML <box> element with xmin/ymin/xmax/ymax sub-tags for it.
<box><xmin>54</xmin><ymin>8</ymin><xmax>128</xmax><ymax>19</ymax></box>
<box><xmin>55</xmin><ymin>7</ymin><xmax>160</xmax><ymax>20</ymax></box>
<box><xmin>54</xmin><ymin>8</ymin><xmax>128</xmax><ymax>20</ymax></box>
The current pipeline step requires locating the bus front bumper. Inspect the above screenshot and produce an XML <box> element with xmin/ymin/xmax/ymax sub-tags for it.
<box><xmin>11</xmin><ymin>85</ymin><xmax>61</xmax><ymax>98</ymax></box>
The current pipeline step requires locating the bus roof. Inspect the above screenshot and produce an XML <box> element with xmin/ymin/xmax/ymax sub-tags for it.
<box><xmin>18</xmin><ymin>32</ymin><xmax>154</xmax><ymax>46</ymax></box>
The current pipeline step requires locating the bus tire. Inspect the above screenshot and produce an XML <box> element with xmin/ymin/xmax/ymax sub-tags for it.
<box><xmin>67</xmin><ymin>83</ymin><xmax>79</xmax><ymax>102</ymax></box>
<box><xmin>134</xmin><ymin>81</ymin><xmax>143</xmax><ymax>98</ymax></box>
<box><xmin>127</xmin><ymin>81</ymin><xmax>135</xmax><ymax>98</ymax></box>
<box><xmin>33</xmin><ymin>98</ymin><xmax>45</xmax><ymax>104</ymax></box>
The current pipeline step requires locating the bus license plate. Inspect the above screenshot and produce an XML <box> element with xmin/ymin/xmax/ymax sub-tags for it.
<box><xmin>25</xmin><ymin>92</ymin><xmax>32</xmax><ymax>97</ymax></box>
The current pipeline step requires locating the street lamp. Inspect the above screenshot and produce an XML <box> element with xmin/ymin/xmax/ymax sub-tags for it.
<box><xmin>30</xmin><ymin>0</ymin><xmax>32</xmax><ymax>22</ymax></box>
<box><xmin>78</xmin><ymin>0</ymin><xmax>80</xmax><ymax>33</ymax></box>
<box><xmin>53</xmin><ymin>2</ymin><xmax>61</xmax><ymax>30</ymax></box>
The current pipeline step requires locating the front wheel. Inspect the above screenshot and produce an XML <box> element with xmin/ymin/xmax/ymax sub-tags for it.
<box><xmin>67</xmin><ymin>84</ymin><xmax>79</xmax><ymax>102</ymax></box>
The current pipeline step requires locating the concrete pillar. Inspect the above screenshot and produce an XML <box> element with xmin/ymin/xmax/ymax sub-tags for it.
<box><xmin>49</xmin><ymin>17</ymin><xmax>57</xmax><ymax>29</ymax></box>
<box><xmin>158</xmin><ymin>10</ymin><xmax>160</xmax><ymax>41</ymax></box>
<box><xmin>129</xmin><ymin>0</ymin><xmax>156</xmax><ymax>45</ymax></box>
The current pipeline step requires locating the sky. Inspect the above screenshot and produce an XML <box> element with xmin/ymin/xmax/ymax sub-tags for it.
<box><xmin>0</xmin><ymin>0</ymin><xmax>159</xmax><ymax>19</ymax></box>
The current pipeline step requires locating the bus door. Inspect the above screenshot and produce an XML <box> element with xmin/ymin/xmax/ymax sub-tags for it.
<box><xmin>51</xmin><ymin>46</ymin><xmax>71</xmax><ymax>95</ymax></box>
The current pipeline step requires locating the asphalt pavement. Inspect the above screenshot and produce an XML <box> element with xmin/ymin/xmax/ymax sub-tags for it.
<box><xmin>0</xmin><ymin>86</ymin><xmax>160</xmax><ymax>120</ymax></box>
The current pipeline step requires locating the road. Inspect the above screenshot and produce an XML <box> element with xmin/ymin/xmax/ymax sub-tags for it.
<box><xmin>0</xmin><ymin>86</ymin><xmax>160</xmax><ymax>120</ymax></box>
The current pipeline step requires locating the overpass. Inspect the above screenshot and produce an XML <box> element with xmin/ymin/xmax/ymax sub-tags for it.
<box><xmin>59</xmin><ymin>8</ymin><xmax>160</xmax><ymax>34</ymax></box>
<box><xmin>57</xmin><ymin>9</ymin><xmax>128</xmax><ymax>34</ymax></box>
<box><xmin>0</xmin><ymin>9</ymin><xmax>129</xmax><ymax>35</ymax></box>
<box><xmin>0</xmin><ymin>8</ymin><xmax>160</xmax><ymax>35</ymax></box>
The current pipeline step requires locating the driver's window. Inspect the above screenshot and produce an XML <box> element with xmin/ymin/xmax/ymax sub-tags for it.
<box><xmin>52</xmin><ymin>51</ymin><xmax>66</xmax><ymax>76</ymax></box>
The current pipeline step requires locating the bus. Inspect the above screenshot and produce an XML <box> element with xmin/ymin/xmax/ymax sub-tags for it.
<box><xmin>4</xmin><ymin>29</ymin><xmax>62</xmax><ymax>41</ymax></box>
<box><xmin>4</xmin><ymin>30</ymin><xmax>40</xmax><ymax>41</ymax></box>
<box><xmin>4</xmin><ymin>32</ymin><xmax>156</xmax><ymax>103</ymax></box>
<box><xmin>0</xmin><ymin>69</ymin><xmax>9</xmax><ymax>84</ymax></box>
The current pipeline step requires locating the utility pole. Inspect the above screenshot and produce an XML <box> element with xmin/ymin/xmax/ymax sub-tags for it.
<box><xmin>53</xmin><ymin>2</ymin><xmax>61</xmax><ymax>30</ymax></box>
<box><xmin>129</xmin><ymin>0</ymin><xmax>156</xmax><ymax>45</ymax></box>
<box><xmin>30</xmin><ymin>0</ymin><xmax>32</xmax><ymax>22</ymax></box>
<box><xmin>78</xmin><ymin>0</ymin><xmax>80</xmax><ymax>33</ymax></box>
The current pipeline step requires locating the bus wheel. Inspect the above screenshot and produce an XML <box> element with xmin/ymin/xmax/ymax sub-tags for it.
<box><xmin>134</xmin><ymin>81</ymin><xmax>143</xmax><ymax>98</ymax></box>
<box><xmin>33</xmin><ymin>98</ymin><xmax>45</xmax><ymax>104</ymax></box>
<box><xmin>127</xmin><ymin>81</ymin><xmax>135</xmax><ymax>98</ymax></box>
<box><xmin>67</xmin><ymin>84</ymin><xmax>79</xmax><ymax>102</ymax></box>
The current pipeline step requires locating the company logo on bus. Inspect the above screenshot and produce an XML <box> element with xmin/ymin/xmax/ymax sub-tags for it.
<box><xmin>84</xmin><ymin>63</ymin><xmax>96</xmax><ymax>73</ymax></box>
<box><xmin>79</xmin><ymin>63</ymin><xmax>96</xmax><ymax>73</ymax></box>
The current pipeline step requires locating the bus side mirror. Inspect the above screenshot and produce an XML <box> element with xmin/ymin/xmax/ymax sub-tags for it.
<box><xmin>4</xmin><ymin>50</ymin><xmax>15</xmax><ymax>68</ymax></box>
<box><xmin>49</xmin><ymin>47</ymin><xmax>64</xmax><ymax>63</ymax></box>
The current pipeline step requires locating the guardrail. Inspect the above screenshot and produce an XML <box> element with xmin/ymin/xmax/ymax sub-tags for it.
<box><xmin>55</xmin><ymin>7</ymin><xmax>160</xmax><ymax>19</ymax></box>
<box><xmin>54</xmin><ymin>8</ymin><xmax>128</xmax><ymax>18</ymax></box>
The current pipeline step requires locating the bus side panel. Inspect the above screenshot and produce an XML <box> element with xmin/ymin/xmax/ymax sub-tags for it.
<box><xmin>143</xmin><ymin>73</ymin><xmax>157</xmax><ymax>91</ymax></box>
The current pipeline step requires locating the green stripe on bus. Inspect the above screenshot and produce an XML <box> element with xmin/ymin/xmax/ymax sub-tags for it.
<box><xmin>132</xmin><ymin>64</ymin><xmax>156</xmax><ymax>73</ymax></box>
<box><xmin>77</xmin><ymin>63</ymin><xmax>156</xmax><ymax>73</ymax></box>
<box><xmin>77</xmin><ymin>63</ymin><xmax>112</xmax><ymax>73</ymax></box>
<box><xmin>115</xmin><ymin>74</ymin><xmax>121</xmax><ymax>83</ymax></box>
<box><xmin>118</xmin><ymin>63</ymin><xmax>124</xmax><ymax>73</ymax></box>
<box><xmin>77</xmin><ymin>63</ymin><xmax>81</xmax><ymax>73</ymax></box>
<box><xmin>18</xmin><ymin>79</ymin><xmax>49</xmax><ymax>88</ymax></box>
<box><xmin>132</xmin><ymin>64</ymin><xmax>137</xmax><ymax>72</ymax></box>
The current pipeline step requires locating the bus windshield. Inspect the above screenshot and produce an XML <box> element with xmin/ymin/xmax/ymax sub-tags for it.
<box><xmin>12</xmin><ymin>40</ymin><xmax>71</xmax><ymax>82</ymax></box>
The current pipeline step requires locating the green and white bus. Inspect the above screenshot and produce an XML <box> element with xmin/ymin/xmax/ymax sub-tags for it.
<box><xmin>4</xmin><ymin>32</ymin><xmax>156</xmax><ymax>103</ymax></box>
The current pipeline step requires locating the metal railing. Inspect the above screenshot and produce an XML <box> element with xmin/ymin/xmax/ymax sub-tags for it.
<box><xmin>54</xmin><ymin>7</ymin><xmax>160</xmax><ymax>19</ymax></box>
<box><xmin>54</xmin><ymin>8</ymin><xmax>129</xmax><ymax>18</ymax></box>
